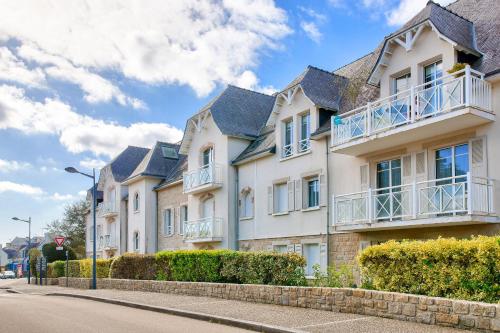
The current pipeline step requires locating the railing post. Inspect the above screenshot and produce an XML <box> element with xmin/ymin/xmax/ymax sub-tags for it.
<box><xmin>464</xmin><ymin>65</ymin><xmax>471</xmax><ymax>107</ymax></box>
<box><xmin>367</xmin><ymin>188</ymin><xmax>373</xmax><ymax>223</ymax></box>
<box><xmin>467</xmin><ymin>172</ymin><xmax>472</xmax><ymax>215</ymax></box>
<box><xmin>410</xmin><ymin>86</ymin><xmax>415</xmax><ymax>123</ymax></box>
<box><xmin>366</xmin><ymin>103</ymin><xmax>371</xmax><ymax>136</ymax></box>
<box><xmin>412</xmin><ymin>181</ymin><xmax>417</xmax><ymax>219</ymax></box>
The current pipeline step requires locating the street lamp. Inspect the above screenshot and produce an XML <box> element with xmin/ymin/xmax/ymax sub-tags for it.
<box><xmin>12</xmin><ymin>216</ymin><xmax>31</xmax><ymax>284</ymax></box>
<box><xmin>65</xmin><ymin>166</ymin><xmax>97</xmax><ymax>290</ymax></box>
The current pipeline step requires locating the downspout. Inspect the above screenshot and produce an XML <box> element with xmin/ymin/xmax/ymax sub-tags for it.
<box><xmin>234</xmin><ymin>165</ymin><xmax>240</xmax><ymax>251</ymax></box>
<box><xmin>325</xmin><ymin>138</ymin><xmax>330</xmax><ymax>268</ymax></box>
<box><xmin>154</xmin><ymin>187</ymin><xmax>158</xmax><ymax>253</ymax></box>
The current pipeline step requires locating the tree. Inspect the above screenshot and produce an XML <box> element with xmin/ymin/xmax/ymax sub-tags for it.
<box><xmin>46</xmin><ymin>199</ymin><xmax>89</xmax><ymax>258</ymax></box>
<box><xmin>42</xmin><ymin>242</ymin><xmax>76</xmax><ymax>263</ymax></box>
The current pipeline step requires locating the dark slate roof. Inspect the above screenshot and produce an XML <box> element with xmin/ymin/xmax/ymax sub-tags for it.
<box><xmin>208</xmin><ymin>85</ymin><xmax>276</xmax><ymax>138</ymax></box>
<box><xmin>446</xmin><ymin>0</ymin><xmax>500</xmax><ymax>75</ymax></box>
<box><xmin>125</xmin><ymin>142</ymin><xmax>182</xmax><ymax>182</ymax></box>
<box><xmin>232</xmin><ymin>125</ymin><xmax>276</xmax><ymax>164</ymax></box>
<box><xmin>154</xmin><ymin>155</ymin><xmax>188</xmax><ymax>190</ymax></box>
<box><xmin>109</xmin><ymin>146</ymin><xmax>150</xmax><ymax>182</ymax></box>
<box><xmin>282</xmin><ymin>66</ymin><xmax>349</xmax><ymax>111</ymax></box>
<box><xmin>390</xmin><ymin>1</ymin><xmax>479</xmax><ymax>54</ymax></box>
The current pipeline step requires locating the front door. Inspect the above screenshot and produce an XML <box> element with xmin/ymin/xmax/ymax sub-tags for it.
<box><xmin>376</xmin><ymin>159</ymin><xmax>402</xmax><ymax>220</ymax></box>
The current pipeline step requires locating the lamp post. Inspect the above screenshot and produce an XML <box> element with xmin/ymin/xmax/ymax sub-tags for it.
<box><xmin>12</xmin><ymin>216</ymin><xmax>31</xmax><ymax>284</ymax></box>
<box><xmin>65</xmin><ymin>166</ymin><xmax>97</xmax><ymax>290</ymax></box>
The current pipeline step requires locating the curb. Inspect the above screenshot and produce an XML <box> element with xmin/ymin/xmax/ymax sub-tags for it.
<box><xmin>5</xmin><ymin>289</ymin><xmax>21</xmax><ymax>294</ymax></box>
<box><xmin>47</xmin><ymin>292</ymin><xmax>306</xmax><ymax>333</ymax></box>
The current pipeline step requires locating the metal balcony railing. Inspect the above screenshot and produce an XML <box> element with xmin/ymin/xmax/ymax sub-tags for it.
<box><xmin>103</xmin><ymin>235</ymin><xmax>117</xmax><ymax>249</ymax></box>
<box><xmin>183</xmin><ymin>217</ymin><xmax>223</xmax><ymax>242</ymax></box>
<box><xmin>333</xmin><ymin>173</ymin><xmax>497</xmax><ymax>226</ymax></box>
<box><xmin>282</xmin><ymin>144</ymin><xmax>294</xmax><ymax>158</ymax></box>
<box><xmin>97</xmin><ymin>202</ymin><xmax>118</xmax><ymax>217</ymax></box>
<box><xmin>298</xmin><ymin>138</ymin><xmax>311</xmax><ymax>152</ymax></box>
<box><xmin>331</xmin><ymin>66</ymin><xmax>492</xmax><ymax>146</ymax></box>
<box><xmin>183</xmin><ymin>163</ymin><xmax>223</xmax><ymax>193</ymax></box>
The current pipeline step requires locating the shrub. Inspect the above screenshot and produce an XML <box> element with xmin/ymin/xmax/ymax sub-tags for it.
<box><xmin>79</xmin><ymin>259</ymin><xmax>113</xmax><ymax>278</ymax></box>
<box><xmin>29</xmin><ymin>248</ymin><xmax>41</xmax><ymax>278</ymax></box>
<box><xmin>311</xmin><ymin>264</ymin><xmax>355</xmax><ymax>288</ymax></box>
<box><xmin>66</xmin><ymin>260</ymin><xmax>81</xmax><ymax>277</ymax></box>
<box><xmin>47</xmin><ymin>261</ymin><xmax>66</xmax><ymax>278</ymax></box>
<box><xmin>358</xmin><ymin>236</ymin><xmax>500</xmax><ymax>303</ymax></box>
<box><xmin>156</xmin><ymin>250</ymin><xmax>226</xmax><ymax>282</ymax></box>
<box><xmin>42</xmin><ymin>242</ymin><xmax>77</xmax><ymax>263</ymax></box>
<box><xmin>110</xmin><ymin>253</ymin><xmax>156</xmax><ymax>280</ymax></box>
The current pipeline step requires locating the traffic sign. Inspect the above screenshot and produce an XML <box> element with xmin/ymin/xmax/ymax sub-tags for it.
<box><xmin>55</xmin><ymin>236</ymin><xmax>65</xmax><ymax>247</ymax></box>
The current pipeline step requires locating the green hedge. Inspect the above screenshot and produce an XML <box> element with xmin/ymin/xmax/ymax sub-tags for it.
<box><xmin>358</xmin><ymin>236</ymin><xmax>500</xmax><ymax>303</ymax></box>
<box><xmin>66</xmin><ymin>260</ymin><xmax>81</xmax><ymax>277</ymax></box>
<box><xmin>48</xmin><ymin>261</ymin><xmax>65</xmax><ymax>278</ymax></box>
<box><xmin>156</xmin><ymin>250</ymin><xmax>306</xmax><ymax>286</ymax></box>
<box><xmin>110</xmin><ymin>253</ymin><xmax>156</xmax><ymax>280</ymax></box>
<box><xmin>79</xmin><ymin>259</ymin><xmax>113</xmax><ymax>278</ymax></box>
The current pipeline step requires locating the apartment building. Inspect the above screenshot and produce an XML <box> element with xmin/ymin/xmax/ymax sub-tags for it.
<box><xmin>84</xmin><ymin>0</ymin><xmax>499</xmax><ymax>274</ymax></box>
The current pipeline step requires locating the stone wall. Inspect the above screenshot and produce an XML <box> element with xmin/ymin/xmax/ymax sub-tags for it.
<box><xmin>156</xmin><ymin>182</ymin><xmax>188</xmax><ymax>251</ymax></box>
<box><xmin>56</xmin><ymin>278</ymin><xmax>500</xmax><ymax>332</ymax></box>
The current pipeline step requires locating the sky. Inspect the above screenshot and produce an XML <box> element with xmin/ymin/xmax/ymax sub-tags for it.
<box><xmin>0</xmin><ymin>0</ymin><xmax>454</xmax><ymax>246</ymax></box>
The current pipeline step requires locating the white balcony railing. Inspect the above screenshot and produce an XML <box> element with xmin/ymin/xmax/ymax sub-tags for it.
<box><xmin>332</xmin><ymin>66</ymin><xmax>492</xmax><ymax>146</ymax></box>
<box><xmin>183</xmin><ymin>163</ymin><xmax>223</xmax><ymax>193</ymax></box>
<box><xmin>97</xmin><ymin>202</ymin><xmax>118</xmax><ymax>217</ymax></box>
<box><xmin>103</xmin><ymin>235</ymin><xmax>117</xmax><ymax>249</ymax></box>
<box><xmin>183</xmin><ymin>217</ymin><xmax>223</xmax><ymax>242</ymax></box>
<box><xmin>298</xmin><ymin>138</ymin><xmax>311</xmax><ymax>152</ymax></box>
<box><xmin>282</xmin><ymin>144</ymin><xmax>294</xmax><ymax>158</ymax></box>
<box><xmin>333</xmin><ymin>173</ymin><xmax>496</xmax><ymax>226</ymax></box>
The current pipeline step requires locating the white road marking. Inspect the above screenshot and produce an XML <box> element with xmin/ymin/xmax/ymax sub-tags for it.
<box><xmin>295</xmin><ymin>317</ymin><xmax>371</xmax><ymax>329</ymax></box>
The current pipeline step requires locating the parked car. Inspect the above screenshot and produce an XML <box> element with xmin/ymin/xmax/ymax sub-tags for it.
<box><xmin>3</xmin><ymin>271</ymin><xmax>15</xmax><ymax>279</ymax></box>
<box><xmin>0</xmin><ymin>272</ymin><xmax>4</xmax><ymax>279</ymax></box>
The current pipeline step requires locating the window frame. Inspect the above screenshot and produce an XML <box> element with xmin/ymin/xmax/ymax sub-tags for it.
<box><xmin>163</xmin><ymin>208</ymin><xmax>173</xmax><ymax>236</ymax></box>
<box><xmin>282</xmin><ymin>118</ymin><xmax>294</xmax><ymax>158</ymax></box>
<box><xmin>298</xmin><ymin>112</ymin><xmax>311</xmax><ymax>153</ymax></box>
<box><xmin>179</xmin><ymin>205</ymin><xmax>188</xmax><ymax>235</ymax></box>
<box><xmin>273</xmin><ymin>182</ymin><xmax>288</xmax><ymax>214</ymax></box>
<box><xmin>240</xmin><ymin>188</ymin><xmax>254</xmax><ymax>219</ymax></box>
<box><xmin>305</xmin><ymin>177</ymin><xmax>320</xmax><ymax>209</ymax></box>
<box><xmin>133</xmin><ymin>192</ymin><xmax>140</xmax><ymax>212</ymax></box>
<box><xmin>133</xmin><ymin>232</ymin><xmax>139</xmax><ymax>252</ymax></box>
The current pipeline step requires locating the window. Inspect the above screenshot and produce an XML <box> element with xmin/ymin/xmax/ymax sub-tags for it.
<box><xmin>393</xmin><ymin>73</ymin><xmax>411</xmax><ymax>94</ymax></box>
<box><xmin>282</xmin><ymin>119</ymin><xmax>294</xmax><ymax>157</ymax></box>
<box><xmin>273</xmin><ymin>245</ymin><xmax>288</xmax><ymax>253</ymax></box>
<box><xmin>161</xmin><ymin>145</ymin><xmax>178</xmax><ymax>159</ymax></box>
<box><xmin>133</xmin><ymin>192</ymin><xmax>140</xmax><ymax>212</ymax></box>
<box><xmin>422</xmin><ymin>61</ymin><xmax>443</xmax><ymax>115</ymax></box>
<box><xmin>133</xmin><ymin>232</ymin><xmax>139</xmax><ymax>252</ymax></box>
<box><xmin>273</xmin><ymin>183</ymin><xmax>288</xmax><ymax>213</ymax></box>
<box><xmin>303</xmin><ymin>243</ymin><xmax>320</xmax><ymax>277</ymax></box>
<box><xmin>435</xmin><ymin>143</ymin><xmax>469</xmax><ymax>183</ymax></box>
<box><xmin>241</xmin><ymin>190</ymin><xmax>253</xmax><ymax>218</ymax></box>
<box><xmin>306</xmin><ymin>178</ymin><xmax>319</xmax><ymax>208</ymax></box>
<box><xmin>180</xmin><ymin>205</ymin><xmax>188</xmax><ymax>235</ymax></box>
<box><xmin>299</xmin><ymin>113</ymin><xmax>310</xmax><ymax>152</ymax></box>
<box><xmin>163</xmin><ymin>209</ymin><xmax>173</xmax><ymax>235</ymax></box>
<box><xmin>202</xmin><ymin>147</ymin><xmax>214</xmax><ymax>167</ymax></box>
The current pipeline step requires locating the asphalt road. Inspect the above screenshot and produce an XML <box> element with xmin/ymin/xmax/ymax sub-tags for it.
<box><xmin>0</xmin><ymin>287</ymin><xmax>251</xmax><ymax>333</ymax></box>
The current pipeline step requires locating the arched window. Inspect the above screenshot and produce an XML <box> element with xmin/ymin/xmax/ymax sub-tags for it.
<box><xmin>133</xmin><ymin>192</ymin><xmax>140</xmax><ymax>212</ymax></box>
<box><xmin>133</xmin><ymin>232</ymin><xmax>139</xmax><ymax>251</ymax></box>
<box><xmin>240</xmin><ymin>188</ymin><xmax>253</xmax><ymax>218</ymax></box>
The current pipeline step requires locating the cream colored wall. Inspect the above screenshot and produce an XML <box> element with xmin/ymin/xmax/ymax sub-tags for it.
<box><xmin>157</xmin><ymin>183</ymin><xmax>189</xmax><ymax>250</ymax></box>
<box><xmin>238</xmin><ymin>90</ymin><xmax>328</xmax><ymax>241</ymax></box>
<box><xmin>379</xmin><ymin>27</ymin><xmax>456</xmax><ymax>98</ymax></box>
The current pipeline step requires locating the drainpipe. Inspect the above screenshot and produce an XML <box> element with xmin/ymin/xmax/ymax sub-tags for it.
<box><xmin>154</xmin><ymin>188</ymin><xmax>158</xmax><ymax>253</ymax></box>
<box><xmin>325</xmin><ymin>138</ymin><xmax>330</xmax><ymax>268</ymax></box>
<box><xmin>234</xmin><ymin>165</ymin><xmax>240</xmax><ymax>251</ymax></box>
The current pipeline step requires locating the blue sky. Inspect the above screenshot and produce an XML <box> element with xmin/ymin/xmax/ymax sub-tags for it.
<box><xmin>0</xmin><ymin>0</ymin><xmax>449</xmax><ymax>245</ymax></box>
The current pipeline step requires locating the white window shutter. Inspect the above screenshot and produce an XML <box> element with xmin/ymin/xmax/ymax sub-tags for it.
<box><xmin>287</xmin><ymin>244</ymin><xmax>295</xmax><ymax>253</ymax></box>
<box><xmin>360</xmin><ymin>164</ymin><xmax>369</xmax><ymax>191</ymax></box>
<box><xmin>320</xmin><ymin>243</ymin><xmax>328</xmax><ymax>273</ymax></box>
<box><xmin>294</xmin><ymin>179</ymin><xmax>302</xmax><ymax>211</ymax></box>
<box><xmin>294</xmin><ymin>244</ymin><xmax>302</xmax><ymax>255</ymax></box>
<box><xmin>402</xmin><ymin>154</ymin><xmax>412</xmax><ymax>185</ymax></box>
<box><xmin>319</xmin><ymin>174</ymin><xmax>327</xmax><ymax>207</ymax></box>
<box><xmin>302</xmin><ymin>179</ymin><xmax>308</xmax><ymax>209</ymax></box>
<box><xmin>287</xmin><ymin>180</ymin><xmax>295</xmax><ymax>212</ymax></box>
<box><xmin>415</xmin><ymin>151</ymin><xmax>427</xmax><ymax>182</ymax></box>
<box><xmin>267</xmin><ymin>186</ymin><xmax>273</xmax><ymax>215</ymax></box>
<box><xmin>175</xmin><ymin>207</ymin><xmax>180</xmax><ymax>234</ymax></box>
<box><xmin>470</xmin><ymin>137</ymin><xmax>487</xmax><ymax>178</ymax></box>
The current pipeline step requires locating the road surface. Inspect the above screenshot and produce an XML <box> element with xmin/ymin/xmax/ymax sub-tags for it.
<box><xmin>0</xmin><ymin>286</ymin><xmax>251</xmax><ymax>333</ymax></box>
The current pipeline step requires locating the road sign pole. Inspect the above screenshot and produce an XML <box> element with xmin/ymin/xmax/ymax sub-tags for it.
<box><xmin>39</xmin><ymin>258</ymin><xmax>42</xmax><ymax>285</ymax></box>
<box><xmin>66</xmin><ymin>250</ymin><xmax>69</xmax><ymax>287</ymax></box>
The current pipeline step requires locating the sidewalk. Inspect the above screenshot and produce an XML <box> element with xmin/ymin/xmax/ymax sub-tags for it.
<box><xmin>8</xmin><ymin>280</ymin><xmax>464</xmax><ymax>333</ymax></box>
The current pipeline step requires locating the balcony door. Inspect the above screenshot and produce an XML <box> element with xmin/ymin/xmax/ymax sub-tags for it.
<box><xmin>375</xmin><ymin>159</ymin><xmax>402</xmax><ymax>220</ymax></box>
<box><xmin>201</xmin><ymin>147</ymin><xmax>214</xmax><ymax>184</ymax></box>
<box><xmin>202</xmin><ymin>197</ymin><xmax>214</xmax><ymax>219</ymax></box>
<box><xmin>202</xmin><ymin>147</ymin><xmax>213</xmax><ymax>167</ymax></box>
<box><xmin>421</xmin><ymin>61</ymin><xmax>443</xmax><ymax>116</ymax></box>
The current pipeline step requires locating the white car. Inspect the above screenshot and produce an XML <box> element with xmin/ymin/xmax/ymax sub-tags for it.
<box><xmin>3</xmin><ymin>271</ymin><xmax>15</xmax><ymax>279</ymax></box>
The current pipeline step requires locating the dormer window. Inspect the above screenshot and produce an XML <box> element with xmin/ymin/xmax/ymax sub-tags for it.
<box><xmin>299</xmin><ymin>113</ymin><xmax>310</xmax><ymax>152</ymax></box>
<box><xmin>282</xmin><ymin>119</ymin><xmax>294</xmax><ymax>158</ymax></box>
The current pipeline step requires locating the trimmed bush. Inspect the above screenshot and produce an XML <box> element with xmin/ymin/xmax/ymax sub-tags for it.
<box><xmin>48</xmin><ymin>260</ymin><xmax>65</xmax><ymax>278</ymax></box>
<box><xmin>42</xmin><ymin>242</ymin><xmax>76</xmax><ymax>263</ymax></box>
<box><xmin>358</xmin><ymin>236</ymin><xmax>500</xmax><ymax>303</ymax></box>
<box><xmin>29</xmin><ymin>248</ymin><xmax>41</xmax><ymax>278</ymax></box>
<box><xmin>156</xmin><ymin>250</ymin><xmax>306</xmax><ymax>286</ymax></box>
<box><xmin>66</xmin><ymin>260</ymin><xmax>81</xmax><ymax>277</ymax></box>
<box><xmin>110</xmin><ymin>253</ymin><xmax>156</xmax><ymax>280</ymax></box>
<box><xmin>79</xmin><ymin>259</ymin><xmax>113</xmax><ymax>278</ymax></box>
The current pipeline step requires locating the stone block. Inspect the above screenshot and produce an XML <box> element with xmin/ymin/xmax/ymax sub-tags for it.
<box><xmin>436</xmin><ymin>313</ymin><xmax>459</xmax><ymax>325</ymax></box>
<box><xmin>402</xmin><ymin>304</ymin><xmax>416</xmax><ymax>317</ymax></box>
<box><xmin>388</xmin><ymin>303</ymin><xmax>402</xmax><ymax>314</ymax></box>
<box><xmin>458</xmin><ymin>316</ymin><xmax>475</xmax><ymax>328</ymax></box>
<box><xmin>452</xmin><ymin>302</ymin><xmax>469</xmax><ymax>315</ymax></box>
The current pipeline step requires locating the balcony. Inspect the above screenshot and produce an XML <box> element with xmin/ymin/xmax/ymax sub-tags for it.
<box><xmin>99</xmin><ymin>235</ymin><xmax>117</xmax><ymax>250</ymax></box>
<box><xmin>183</xmin><ymin>217</ymin><xmax>223</xmax><ymax>243</ymax></box>
<box><xmin>331</xmin><ymin>66</ymin><xmax>493</xmax><ymax>156</ymax></box>
<box><xmin>183</xmin><ymin>163</ymin><xmax>223</xmax><ymax>194</ymax></box>
<box><xmin>97</xmin><ymin>202</ymin><xmax>118</xmax><ymax>218</ymax></box>
<box><xmin>332</xmin><ymin>173</ymin><xmax>498</xmax><ymax>232</ymax></box>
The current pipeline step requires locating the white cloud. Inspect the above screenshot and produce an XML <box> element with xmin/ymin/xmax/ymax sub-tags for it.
<box><xmin>300</xmin><ymin>21</ymin><xmax>322</xmax><ymax>43</ymax></box>
<box><xmin>0</xmin><ymin>47</ymin><xmax>45</xmax><ymax>88</ymax></box>
<box><xmin>0</xmin><ymin>159</ymin><xmax>32</xmax><ymax>172</ymax></box>
<box><xmin>298</xmin><ymin>6</ymin><xmax>327</xmax><ymax>22</ymax></box>
<box><xmin>49</xmin><ymin>192</ymin><xmax>75</xmax><ymax>201</ymax></box>
<box><xmin>79</xmin><ymin>158</ymin><xmax>107</xmax><ymax>170</ymax></box>
<box><xmin>0</xmin><ymin>181</ymin><xmax>44</xmax><ymax>195</ymax></box>
<box><xmin>385</xmin><ymin>0</ymin><xmax>454</xmax><ymax>26</ymax></box>
<box><xmin>0</xmin><ymin>84</ymin><xmax>183</xmax><ymax>157</ymax></box>
<box><xmin>0</xmin><ymin>0</ymin><xmax>290</xmax><ymax>97</ymax></box>
<box><xmin>78</xmin><ymin>190</ymin><xmax>87</xmax><ymax>196</ymax></box>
